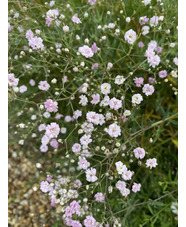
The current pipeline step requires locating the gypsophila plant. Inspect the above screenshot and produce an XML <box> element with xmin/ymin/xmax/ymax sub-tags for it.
<box><xmin>8</xmin><ymin>0</ymin><xmax>178</xmax><ymax>226</ymax></box>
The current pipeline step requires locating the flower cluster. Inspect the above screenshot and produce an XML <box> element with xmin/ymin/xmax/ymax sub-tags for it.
<box><xmin>8</xmin><ymin>0</ymin><xmax>177</xmax><ymax>225</ymax></box>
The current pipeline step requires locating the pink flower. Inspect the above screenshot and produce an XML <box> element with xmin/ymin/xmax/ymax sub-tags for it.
<box><xmin>92</xmin><ymin>63</ymin><xmax>99</xmax><ymax>70</ymax></box>
<box><xmin>25</xmin><ymin>29</ymin><xmax>34</xmax><ymax>40</ymax></box>
<box><xmin>46</xmin><ymin>176</ymin><xmax>52</xmax><ymax>182</ymax></box>
<box><xmin>94</xmin><ymin>192</ymin><xmax>105</xmax><ymax>203</ymax></box>
<box><xmin>74</xmin><ymin>180</ymin><xmax>82</xmax><ymax>188</ymax></box>
<box><xmin>50</xmin><ymin>139</ymin><xmax>59</xmax><ymax>149</ymax></box>
<box><xmin>88</xmin><ymin>0</ymin><xmax>96</xmax><ymax>5</ymax></box>
<box><xmin>146</xmin><ymin>158</ymin><xmax>158</xmax><ymax>169</ymax></box>
<box><xmin>72</xmin><ymin>143</ymin><xmax>81</xmax><ymax>153</ymax></box>
<box><xmin>173</xmin><ymin>57</ymin><xmax>178</xmax><ymax>66</ymax></box>
<box><xmin>84</xmin><ymin>216</ymin><xmax>97</xmax><ymax>227</ymax></box>
<box><xmin>145</xmin><ymin>49</ymin><xmax>155</xmax><ymax>58</ymax></box>
<box><xmin>91</xmin><ymin>94</ymin><xmax>100</xmax><ymax>105</ymax></box>
<box><xmin>71</xmin><ymin>221</ymin><xmax>82</xmax><ymax>227</ymax></box>
<box><xmin>91</xmin><ymin>43</ymin><xmax>98</xmax><ymax>53</ymax></box>
<box><xmin>70</xmin><ymin>200</ymin><xmax>81</xmax><ymax>214</ymax></box>
<box><xmin>133</xmin><ymin>147</ymin><xmax>146</xmax><ymax>159</ymax></box>
<box><xmin>138</xmin><ymin>41</ymin><xmax>144</xmax><ymax>48</ymax></box>
<box><xmin>86</xmin><ymin>168</ymin><xmax>98</xmax><ymax>182</ymax></box>
<box><xmin>8</xmin><ymin>23</ymin><xmax>14</xmax><ymax>31</ymax></box>
<box><xmin>159</xmin><ymin>70</ymin><xmax>167</xmax><ymax>78</ymax></box>
<box><xmin>142</xmin><ymin>84</ymin><xmax>155</xmax><ymax>96</ymax></box>
<box><xmin>45</xmin><ymin>122</ymin><xmax>60</xmax><ymax>139</ymax></box>
<box><xmin>139</xmin><ymin>16</ymin><xmax>149</xmax><ymax>25</ymax></box>
<box><xmin>29</xmin><ymin>36</ymin><xmax>44</xmax><ymax>50</ymax></box>
<box><xmin>150</xmin><ymin>16</ymin><xmax>159</xmax><ymax>27</ymax></box>
<box><xmin>109</xmin><ymin>97</ymin><xmax>122</xmax><ymax>110</ymax></box>
<box><xmin>148</xmin><ymin>77</ymin><xmax>155</xmax><ymax>84</ymax></box>
<box><xmin>107</xmin><ymin>123</ymin><xmax>121</xmax><ymax>138</ymax></box>
<box><xmin>65</xmin><ymin>218</ymin><xmax>73</xmax><ymax>226</ymax></box>
<box><xmin>38</xmin><ymin>81</ymin><xmax>50</xmax><ymax>91</ymax></box>
<box><xmin>79</xmin><ymin>45</ymin><xmax>94</xmax><ymax>58</ymax></box>
<box><xmin>40</xmin><ymin>181</ymin><xmax>50</xmax><ymax>192</ymax></box>
<box><xmin>65</xmin><ymin>206</ymin><xmax>73</xmax><ymax>217</ymax></box>
<box><xmin>72</xmin><ymin>14</ymin><xmax>82</xmax><ymax>24</ymax></box>
<box><xmin>132</xmin><ymin>183</ymin><xmax>141</xmax><ymax>193</ymax></box>
<box><xmin>133</xmin><ymin>77</ymin><xmax>144</xmax><ymax>87</ymax></box>
<box><xmin>46</xmin><ymin>16</ymin><xmax>53</xmax><ymax>27</ymax></box>
<box><xmin>23</xmin><ymin>46</ymin><xmax>28</xmax><ymax>50</ymax></box>
<box><xmin>55</xmin><ymin>113</ymin><xmax>63</xmax><ymax>120</ymax></box>
<box><xmin>116</xmin><ymin>180</ymin><xmax>126</xmax><ymax>190</ymax></box>
<box><xmin>78</xmin><ymin>157</ymin><xmax>90</xmax><ymax>170</ymax></box>
<box><xmin>44</xmin><ymin>99</ymin><xmax>58</xmax><ymax>113</ymax></box>
<box><xmin>155</xmin><ymin>46</ymin><xmax>163</xmax><ymax>54</ymax></box>
<box><xmin>8</xmin><ymin>73</ymin><xmax>19</xmax><ymax>87</ymax></box>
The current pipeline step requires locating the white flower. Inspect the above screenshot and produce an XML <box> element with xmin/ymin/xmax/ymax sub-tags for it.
<box><xmin>107</xmin><ymin>62</ymin><xmax>113</xmax><ymax>69</ymax></box>
<box><xmin>80</xmin><ymin>134</ymin><xmax>92</xmax><ymax>145</ymax></box>
<box><xmin>109</xmin><ymin>97</ymin><xmax>122</xmax><ymax>110</ymax></box>
<box><xmin>132</xmin><ymin>94</ymin><xmax>143</xmax><ymax>104</ymax></box>
<box><xmin>101</xmin><ymin>83</ymin><xmax>111</xmax><ymax>95</ymax></box>
<box><xmin>124</xmin><ymin>29</ymin><xmax>136</xmax><ymax>44</ymax></box>
<box><xmin>115</xmin><ymin>75</ymin><xmax>125</xmax><ymax>85</ymax></box>
<box><xmin>61</xmin><ymin>127</ymin><xmax>67</xmax><ymax>134</ymax></box>
<box><xmin>143</xmin><ymin>0</ymin><xmax>151</xmax><ymax>6</ymax></box>
<box><xmin>108</xmin><ymin>23</ymin><xmax>115</xmax><ymax>29</ymax></box>
<box><xmin>142</xmin><ymin>26</ymin><xmax>150</xmax><ymax>35</ymax></box>
<box><xmin>148</xmin><ymin>55</ymin><xmax>161</xmax><ymax>68</ymax></box>
<box><xmin>107</xmin><ymin>123</ymin><xmax>121</xmax><ymax>138</ymax></box>
<box><xmin>79</xmin><ymin>95</ymin><xmax>88</xmax><ymax>106</ymax></box>
<box><xmin>170</xmin><ymin>43</ymin><xmax>176</xmax><ymax>48</ymax></box>
<box><xmin>170</xmin><ymin>70</ymin><xmax>178</xmax><ymax>78</ymax></box>
<box><xmin>73</xmin><ymin>110</ymin><xmax>82</xmax><ymax>119</ymax></box>
<box><xmin>159</xmin><ymin>16</ymin><xmax>164</xmax><ymax>21</ymax></box>
<box><xmin>115</xmin><ymin>161</ymin><xmax>127</xmax><ymax>174</ymax></box>
<box><xmin>49</xmin><ymin>0</ymin><xmax>55</xmax><ymax>6</ymax></box>
<box><xmin>63</xmin><ymin>25</ymin><xmax>69</xmax><ymax>32</ymax></box>
<box><xmin>120</xmin><ymin>187</ymin><xmax>130</xmax><ymax>197</ymax></box>
<box><xmin>170</xmin><ymin>202</ymin><xmax>178</xmax><ymax>215</ymax></box>
<box><xmin>100</xmin><ymin>95</ymin><xmax>110</xmax><ymax>107</ymax></box>
<box><xmin>124</xmin><ymin>110</ymin><xmax>131</xmax><ymax>117</ymax></box>
<box><xmin>86</xmin><ymin>168</ymin><xmax>98</xmax><ymax>182</ymax></box>
<box><xmin>122</xmin><ymin>170</ymin><xmax>133</xmax><ymax>180</ymax></box>
<box><xmin>146</xmin><ymin>158</ymin><xmax>158</xmax><ymax>169</ymax></box>
<box><xmin>126</xmin><ymin>17</ymin><xmax>131</xmax><ymax>23</ymax></box>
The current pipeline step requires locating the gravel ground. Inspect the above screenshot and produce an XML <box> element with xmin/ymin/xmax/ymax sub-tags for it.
<box><xmin>8</xmin><ymin>145</ymin><xmax>62</xmax><ymax>227</ymax></box>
